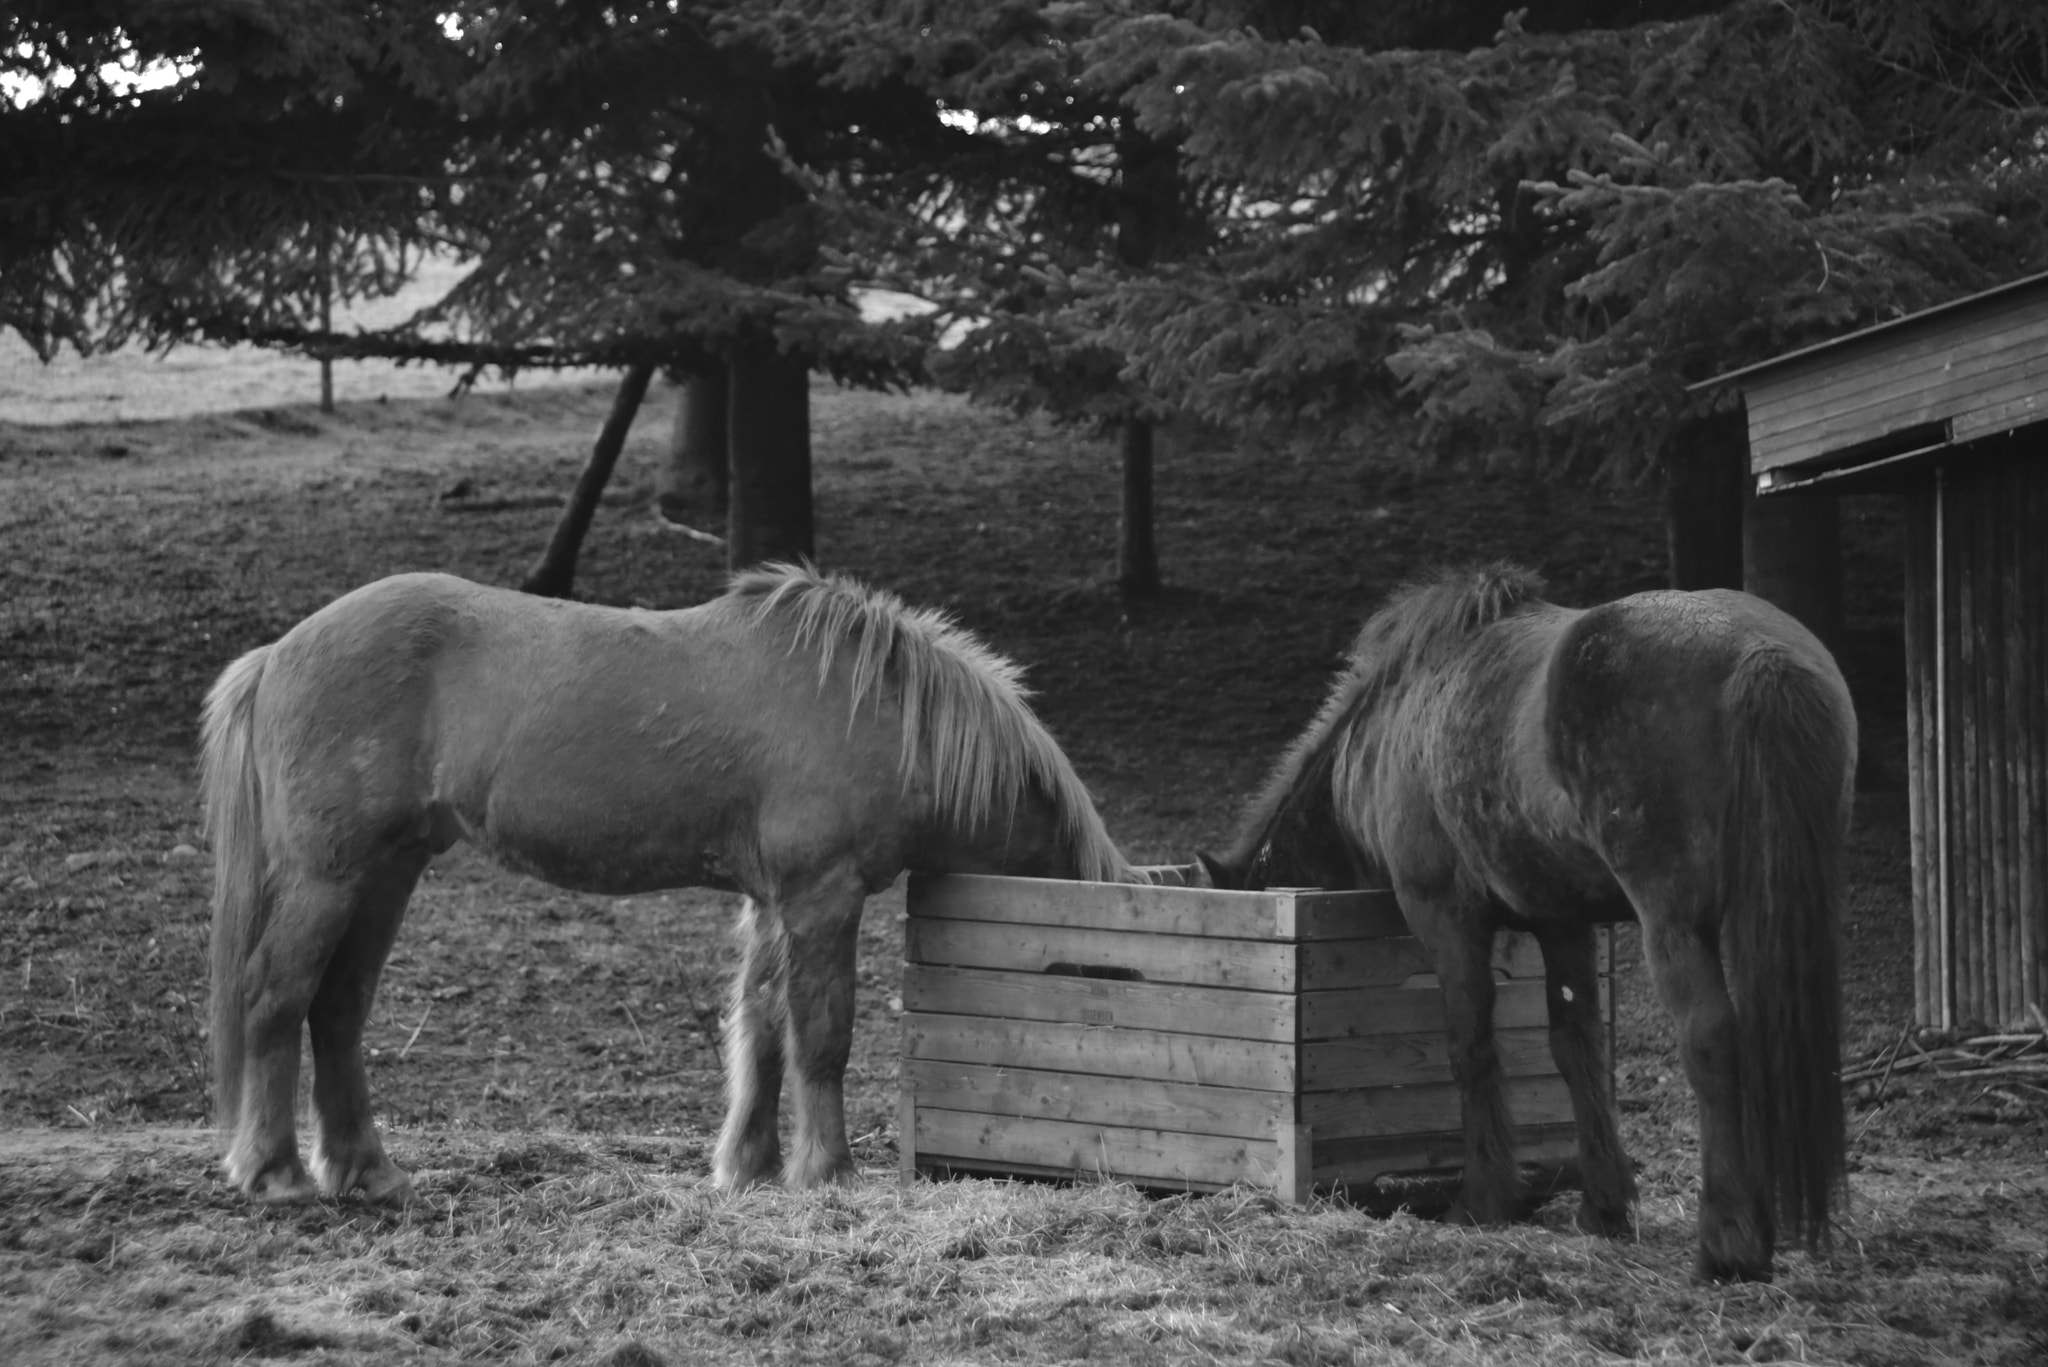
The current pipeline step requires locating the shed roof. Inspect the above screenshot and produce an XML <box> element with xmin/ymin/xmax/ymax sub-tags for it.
<box><xmin>1698</xmin><ymin>270</ymin><xmax>2048</xmax><ymax>491</ymax></box>
<box><xmin>1697</xmin><ymin>269</ymin><xmax>2048</xmax><ymax>391</ymax></box>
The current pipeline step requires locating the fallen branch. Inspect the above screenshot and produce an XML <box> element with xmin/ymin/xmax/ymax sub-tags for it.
<box><xmin>1843</xmin><ymin>1024</ymin><xmax>2048</xmax><ymax>1087</ymax></box>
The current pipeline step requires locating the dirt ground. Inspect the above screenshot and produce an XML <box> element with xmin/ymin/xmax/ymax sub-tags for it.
<box><xmin>2</xmin><ymin>379</ymin><xmax>2044</xmax><ymax>1364</ymax></box>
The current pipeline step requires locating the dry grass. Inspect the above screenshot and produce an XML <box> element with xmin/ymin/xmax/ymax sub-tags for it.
<box><xmin>4</xmin><ymin>1128</ymin><xmax>2042</xmax><ymax>1367</ymax></box>
<box><xmin>2</xmin><ymin>379</ymin><xmax>2044</xmax><ymax>1364</ymax></box>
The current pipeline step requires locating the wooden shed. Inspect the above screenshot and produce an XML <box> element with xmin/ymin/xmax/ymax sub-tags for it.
<box><xmin>1714</xmin><ymin>271</ymin><xmax>2048</xmax><ymax>1031</ymax></box>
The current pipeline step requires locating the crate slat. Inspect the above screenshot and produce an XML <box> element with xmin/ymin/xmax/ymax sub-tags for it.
<box><xmin>1300</xmin><ymin>1074</ymin><xmax>1576</xmax><ymax>1139</ymax></box>
<box><xmin>904</xmin><ymin>964</ymin><xmax>1297</xmax><ymax>1042</ymax></box>
<box><xmin>908</xmin><ymin>870</ymin><xmax>1406</xmax><ymax>940</ymax></box>
<box><xmin>1302</xmin><ymin>1025</ymin><xmax>1558</xmax><ymax>1090</ymax></box>
<box><xmin>907</xmin><ymin>917</ymin><xmax>1300</xmax><ymax>990</ymax></box>
<box><xmin>902</xmin><ymin>1058</ymin><xmax>1291</xmax><ymax>1139</ymax></box>
<box><xmin>1301</xmin><ymin>977</ymin><xmax>1609</xmax><ymax>1039</ymax></box>
<box><xmin>1312</xmin><ymin>1123</ymin><xmax>1580</xmax><ymax>1188</ymax></box>
<box><xmin>905</xmin><ymin>1012</ymin><xmax>1297</xmax><ymax>1091</ymax></box>
<box><xmin>913</xmin><ymin>1108</ymin><xmax>1289</xmax><ymax>1193</ymax></box>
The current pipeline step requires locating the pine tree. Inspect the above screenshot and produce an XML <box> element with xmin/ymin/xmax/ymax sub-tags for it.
<box><xmin>1</xmin><ymin>1</ymin><xmax>952</xmax><ymax>582</ymax></box>
<box><xmin>1074</xmin><ymin>1</ymin><xmax>2048</xmax><ymax>599</ymax></box>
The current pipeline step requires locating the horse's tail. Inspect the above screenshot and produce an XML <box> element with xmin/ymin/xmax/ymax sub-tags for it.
<box><xmin>1722</xmin><ymin>640</ymin><xmax>1856</xmax><ymax>1250</ymax></box>
<box><xmin>200</xmin><ymin>645</ymin><xmax>273</xmax><ymax>1137</ymax></box>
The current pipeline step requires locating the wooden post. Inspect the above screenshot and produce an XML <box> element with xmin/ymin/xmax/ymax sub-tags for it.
<box><xmin>519</xmin><ymin>364</ymin><xmax>655</xmax><ymax>598</ymax></box>
<box><xmin>317</xmin><ymin>226</ymin><xmax>335</xmax><ymax>414</ymax></box>
<box><xmin>898</xmin><ymin>1089</ymin><xmax>920</xmax><ymax>1186</ymax></box>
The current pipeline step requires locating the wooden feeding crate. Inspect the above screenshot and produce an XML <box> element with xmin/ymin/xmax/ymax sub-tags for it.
<box><xmin>898</xmin><ymin>870</ymin><xmax>1611</xmax><ymax>1202</ymax></box>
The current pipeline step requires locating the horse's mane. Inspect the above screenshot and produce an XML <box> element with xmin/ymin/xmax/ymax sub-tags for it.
<box><xmin>1343</xmin><ymin>563</ymin><xmax>1545</xmax><ymax>697</ymax></box>
<box><xmin>1225</xmin><ymin>564</ymin><xmax>1545</xmax><ymax>877</ymax></box>
<box><xmin>724</xmin><ymin>563</ymin><xmax>1134</xmax><ymax>883</ymax></box>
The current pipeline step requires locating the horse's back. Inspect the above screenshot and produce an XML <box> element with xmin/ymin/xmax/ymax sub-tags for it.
<box><xmin>1552</xmin><ymin>587</ymin><xmax>1850</xmax><ymax>734</ymax></box>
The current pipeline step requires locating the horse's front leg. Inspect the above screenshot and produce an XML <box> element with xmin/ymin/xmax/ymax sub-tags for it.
<box><xmin>774</xmin><ymin>863</ymin><xmax>867</xmax><ymax>1188</ymax></box>
<box><xmin>1406</xmin><ymin>891</ymin><xmax>1520</xmax><ymax>1226</ymax></box>
<box><xmin>713</xmin><ymin>897</ymin><xmax>788</xmax><ymax>1190</ymax></box>
<box><xmin>1533</xmin><ymin>923</ymin><xmax>1635</xmax><ymax>1237</ymax></box>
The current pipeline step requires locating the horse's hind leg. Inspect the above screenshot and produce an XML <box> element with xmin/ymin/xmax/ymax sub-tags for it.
<box><xmin>1406</xmin><ymin>893</ymin><xmax>1521</xmax><ymax>1225</ymax></box>
<box><xmin>714</xmin><ymin>897</ymin><xmax>788</xmax><ymax>1190</ymax></box>
<box><xmin>776</xmin><ymin>864</ymin><xmax>866</xmax><ymax>1187</ymax></box>
<box><xmin>1631</xmin><ymin>888</ymin><xmax>1773</xmax><ymax>1281</ymax></box>
<box><xmin>307</xmin><ymin>854</ymin><xmax>428</xmax><ymax>1204</ymax></box>
<box><xmin>224</xmin><ymin>876</ymin><xmax>361</xmax><ymax>1203</ymax></box>
<box><xmin>1534</xmin><ymin>924</ymin><xmax>1636</xmax><ymax>1236</ymax></box>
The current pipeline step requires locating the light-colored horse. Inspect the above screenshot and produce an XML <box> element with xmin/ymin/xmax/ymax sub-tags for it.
<box><xmin>1201</xmin><ymin>565</ymin><xmax>1855</xmax><ymax>1282</ymax></box>
<box><xmin>201</xmin><ymin>563</ymin><xmax>1135</xmax><ymax>1204</ymax></box>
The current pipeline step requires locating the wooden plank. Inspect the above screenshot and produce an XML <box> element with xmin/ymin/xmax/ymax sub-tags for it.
<box><xmin>1988</xmin><ymin>471</ymin><xmax>2017</xmax><ymax>1025</ymax></box>
<box><xmin>904</xmin><ymin>1011</ymin><xmax>1296</xmax><ymax>1091</ymax></box>
<box><xmin>1286</xmin><ymin>892</ymin><xmax>1412</xmax><ymax>941</ymax></box>
<box><xmin>1302</xmin><ymin>979</ymin><xmax>1551</xmax><ymax>1039</ymax></box>
<box><xmin>2021</xmin><ymin>451</ymin><xmax>2048</xmax><ymax>1020</ymax></box>
<box><xmin>1745</xmin><ymin>287</ymin><xmax>2048</xmax><ymax>413</ymax></box>
<box><xmin>1302</xmin><ymin>1026</ymin><xmax>1558</xmax><ymax>1090</ymax></box>
<box><xmin>1363</xmin><ymin>931</ymin><xmax>1550</xmax><ymax>989</ymax></box>
<box><xmin>1297</xmin><ymin>930</ymin><xmax>1547</xmax><ymax>992</ymax></box>
<box><xmin>1902</xmin><ymin>486</ymin><xmax>1937</xmax><ymax>1025</ymax></box>
<box><xmin>1746</xmin><ymin>301</ymin><xmax>2048</xmax><ymax>453</ymax></box>
<box><xmin>1299</xmin><ymin>936</ymin><xmax>1439</xmax><ymax>990</ymax></box>
<box><xmin>903</xmin><ymin>964</ymin><xmax>1297</xmax><ymax>1042</ymax></box>
<box><xmin>897</xmin><ymin>1090</ymin><xmax>918</xmax><ymax>1184</ymax></box>
<box><xmin>1961</xmin><ymin>473</ymin><xmax>1987</xmax><ymax>1023</ymax></box>
<box><xmin>1754</xmin><ymin>353</ymin><xmax>2048</xmax><ymax>472</ymax></box>
<box><xmin>912</xmin><ymin>1108</ymin><xmax>1284</xmax><ymax>1192</ymax></box>
<box><xmin>902</xmin><ymin>1058</ymin><xmax>1291</xmax><ymax>1139</ymax></box>
<box><xmin>1300</xmin><ymin>1074</ymin><xmax>1576</xmax><ymax>1140</ymax></box>
<box><xmin>1275</xmin><ymin>1123</ymin><xmax>1312</xmax><ymax>1204</ymax></box>
<box><xmin>906</xmin><ymin>917</ymin><xmax>1298</xmax><ymax>991</ymax></box>
<box><xmin>909</xmin><ymin>1152</ymin><xmax>1244</xmax><ymax>1195</ymax></box>
<box><xmin>1953</xmin><ymin>390</ymin><xmax>2048</xmax><ymax>443</ymax></box>
<box><xmin>906</xmin><ymin>871</ymin><xmax>1402</xmax><ymax>941</ymax></box>
<box><xmin>1312</xmin><ymin>1123</ymin><xmax>1579</xmax><ymax>1188</ymax></box>
<box><xmin>1748</xmin><ymin>311</ymin><xmax>2048</xmax><ymax>437</ymax></box>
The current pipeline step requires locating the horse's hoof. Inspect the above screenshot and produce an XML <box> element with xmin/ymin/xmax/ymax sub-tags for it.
<box><xmin>355</xmin><ymin>1167</ymin><xmax>416</xmax><ymax>1207</ymax></box>
<box><xmin>1693</xmin><ymin>1247</ymin><xmax>1773</xmax><ymax>1284</ymax></box>
<box><xmin>783</xmin><ymin>1159</ymin><xmax>857</xmax><ymax>1189</ymax></box>
<box><xmin>1576</xmin><ymin>1200</ymin><xmax>1632</xmax><ymax>1239</ymax></box>
<box><xmin>249</xmin><ymin>1169</ymin><xmax>321</xmax><ymax>1205</ymax></box>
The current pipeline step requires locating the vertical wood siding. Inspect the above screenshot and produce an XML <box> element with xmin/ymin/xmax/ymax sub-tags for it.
<box><xmin>1902</xmin><ymin>440</ymin><xmax>2048</xmax><ymax>1029</ymax></box>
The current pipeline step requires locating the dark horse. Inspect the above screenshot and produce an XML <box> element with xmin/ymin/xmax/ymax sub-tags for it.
<box><xmin>1201</xmin><ymin>566</ymin><xmax>1855</xmax><ymax>1282</ymax></box>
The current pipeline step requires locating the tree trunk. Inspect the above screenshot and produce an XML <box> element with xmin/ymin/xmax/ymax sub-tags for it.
<box><xmin>1744</xmin><ymin>486</ymin><xmax>1845</xmax><ymax>653</ymax></box>
<box><xmin>1119</xmin><ymin>417</ymin><xmax>1161</xmax><ymax>598</ymax></box>
<box><xmin>1662</xmin><ymin>408</ymin><xmax>1746</xmax><ymax>590</ymax></box>
<box><xmin>655</xmin><ymin>364</ymin><xmax>729</xmax><ymax>526</ymax></box>
<box><xmin>726</xmin><ymin>339</ymin><xmax>813</xmax><ymax>570</ymax></box>
<box><xmin>1111</xmin><ymin>127</ymin><xmax>1182</xmax><ymax>600</ymax></box>
<box><xmin>520</xmin><ymin>363</ymin><xmax>655</xmax><ymax>598</ymax></box>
